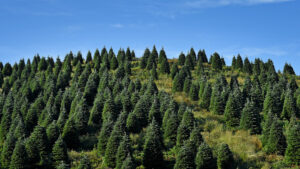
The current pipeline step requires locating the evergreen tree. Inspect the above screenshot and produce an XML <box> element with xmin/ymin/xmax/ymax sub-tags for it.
<box><xmin>189</xmin><ymin>82</ymin><xmax>199</xmax><ymax>101</ymax></box>
<box><xmin>164</xmin><ymin>112</ymin><xmax>179</xmax><ymax>148</ymax></box>
<box><xmin>121</xmin><ymin>154</ymin><xmax>136</xmax><ymax>169</ymax></box>
<box><xmin>283</xmin><ymin>63</ymin><xmax>295</xmax><ymax>75</ymax></box>
<box><xmin>142</xmin><ymin>120</ymin><xmax>164</xmax><ymax>169</ymax></box>
<box><xmin>46</xmin><ymin>121</ymin><xmax>60</xmax><ymax>147</ymax></box>
<box><xmin>77</xmin><ymin>155</ymin><xmax>91</xmax><ymax>169</ymax></box>
<box><xmin>116</xmin><ymin>135</ymin><xmax>131</xmax><ymax>169</ymax></box>
<box><xmin>243</xmin><ymin>57</ymin><xmax>252</xmax><ymax>74</ymax></box>
<box><xmin>183</xmin><ymin>77</ymin><xmax>192</xmax><ymax>94</ymax></box>
<box><xmin>285</xmin><ymin>122</ymin><xmax>300</xmax><ymax>165</ymax></box>
<box><xmin>217</xmin><ymin>143</ymin><xmax>234</xmax><ymax>169</ymax></box>
<box><xmin>174</xmin><ymin>140</ymin><xmax>196</xmax><ymax>169</ymax></box>
<box><xmin>195</xmin><ymin>143</ymin><xmax>216</xmax><ymax>169</ymax></box>
<box><xmin>97</xmin><ymin>120</ymin><xmax>114</xmax><ymax>156</ymax></box>
<box><xmin>151</xmin><ymin>66</ymin><xmax>158</xmax><ymax>80</ymax></box>
<box><xmin>236</xmin><ymin>54</ymin><xmax>243</xmax><ymax>70</ymax></box>
<box><xmin>176</xmin><ymin>109</ymin><xmax>195</xmax><ymax>147</ymax></box>
<box><xmin>170</xmin><ymin>63</ymin><xmax>179</xmax><ymax>79</ymax></box>
<box><xmin>158</xmin><ymin>48</ymin><xmax>167</xmax><ymax>64</ymax></box>
<box><xmin>240</xmin><ymin>100</ymin><xmax>261</xmax><ymax>134</ymax></box>
<box><xmin>140</xmin><ymin>48</ymin><xmax>150</xmax><ymax>69</ymax></box>
<box><xmin>189</xmin><ymin>125</ymin><xmax>204</xmax><ymax>148</ymax></box>
<box><xmin>199</xmin><ymin>83</ymin><xmax>212</xmax><ymax>110</ymax></box>
<box><xmin>265</xmin><ymin>118</ymin><xmax>286</xmax><ymax>155</ymax></box>
<box><xmin>148</xmin><ymin>96</ymin><xmax>162</xmax><ymax>124</ymax></box>
<box><xmin>231</xmin><ymin>56</ymin><xmax>236</xmax><ymax>70</ymax></box>
<box><xmin>104</xmin><ymin>115</ymin><xmax>126</xmax><ymax>168</ymax></box>
<box><xmin>224</xmin><ymin>89</ymin><xmax>243</xmax><ymax>129</ymax></box>
<box><xmin>88</xmin><ymin>93</ymin><xmax>104</xmax><ymax>127</ymax></box>
<box><xmin>160</xmin><ymin>58</ymin><xmax>170</xmax><ymax>74</ymax></box>
<box><xmin>261</xmin><ymin>111</ymin><xmax>274</xmax><ymax>148</ymax></box>
<box><xmin>52</xmin><ymin>136</ymin><xmax>69</xmax><ymax>167</ymax></box>
<box><xmin>178</xmin><ymin>53</ymin><xmax>186</xmax><ymax>65</ymax></box>
<box><xmin>211</xmin><ymin>52</ymin><xmax>222</xmax><ymax>71</ymax></box>
<box><xmin>1</xmin><ymin>132</ymin><xmax>16</xmax><ymax>169</ymax></box>
<box><xmin>62</xmin><ymin>118</ymin><xmax>80</xmax><ymax>149</ymax></box>
<box><xmin>281</xmin><ymin>89</ymin><xmax>297</xmax><ymax>120</ymax></box>
<box><xmin>9</xmin><ymin>139</ymin><xmax>28</xmax><ymax>169</ymax></box>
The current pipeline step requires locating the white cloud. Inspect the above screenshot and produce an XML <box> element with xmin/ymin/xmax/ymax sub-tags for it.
<box><xmin>110</xmin><ymin>24</ymin><xmax>124</xmax><ymax>28</ymax></box>
<box><xmin>185</xmin><ymin>0</ymin><xmax>293</xmax><ymax>8</ymax></box>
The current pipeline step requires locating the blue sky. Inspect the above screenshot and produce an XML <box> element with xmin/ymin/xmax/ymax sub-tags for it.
<box><xmin>0</xmin><ymin>0</ymin><xmax>300</xmax><ymax>74</ymax></box>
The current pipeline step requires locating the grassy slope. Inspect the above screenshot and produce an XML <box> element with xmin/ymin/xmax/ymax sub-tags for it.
<box><xmin>69</xmin><ymin>60</ymin><xmax>300</xmax><ymax>169</ymax></box>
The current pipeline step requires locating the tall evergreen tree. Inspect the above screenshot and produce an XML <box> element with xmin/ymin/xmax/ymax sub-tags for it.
<box><xmin>281</xmin><ymin>89</ymin><xmax>297</xmax><ymax>120</ymax></box>
<box><xmin>176</xmin><ymin>109</ymin><xmax>195</xmax><ymax>147</ymax></box>
<box><xmin>174</xmin><ymin>140</ymin><xmax>196</xmax><ymax>169</ymax></box>
<box><xmin>104</xmin><ymin>114</ymin><xmax>126</xmax><ymax>168</ymax></box>
<box><xmin>142</xmin><ymin>120</ymin><xmax>164</xmax><ymax>169</ymax></box>
<box><xmin>1</xmin><ymin>132</ymin><xmax>16</xmax><ymax>168</ymax></box>
<box><xmin>9</xmin><ymin>139</ymin><xmax>28</xmax><ymax>169</ymax></box>
<box><xmin>195</xmin><ymin>143</ymin><xmax>216</xmax><ymax>169</ymax></box>
<box><xmin>178</xmin><ymin>53</ymin><xmax>186</xmax><ymax>65</ymax></box>
<box><xmin>264</xmin><ymin>118</ymin><xmax>286</xmax><ymax>155</ymax></box>
<box><xmin>97</xmin><ymin>119</ymin><xmax>114</xmax><ymax>156</ymax></box>
<box><xmin>77</xmin><ymin>155</ymin><xmax>92</xmax><ymax>169</ymax></box>
<box><xmin>116</xmin><ymin>134</ymin><xmax>131</xmax><ymax>169</ymax></box>
<box><xmin>160</xmin><ymin>58</ymin><xmax>170</xmax><ymax>74</ymax></box>
<box><xmin>285</xmin><ymin>122</ymin><xmax>300</xmax><ymax>165</ymax></box>
<box><xmin>240</xmin><ymin>100</ymin><xmax>261</xmax><ymax>134</ymax></box>
<box><xmin>199</xmin><ymin>83</ymin><xmax>212</xmax><ymax>110</ymax></box>
<box><xmin>121</xmin><ymin>154</ymin><xmax>136</xmax><ymax>169</ymax></box>
<box><xmin>217</xmin><ymin>143</ymin><xmax>234</xmax><ymax>169</ymax></box>
<box><xmin>52</xmin><ymin>136</ymin><xmax>69</xmax><ymax>167</ymax></box>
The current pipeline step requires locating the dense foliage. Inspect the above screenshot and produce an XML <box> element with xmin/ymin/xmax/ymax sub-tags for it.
<box><xmin>0</xmin><ymin>47</ymin><xmax>299</xmax><ymax>169</ymax></box>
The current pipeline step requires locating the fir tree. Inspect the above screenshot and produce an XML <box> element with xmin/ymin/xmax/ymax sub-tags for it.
<box><xmin>88</xmin><ymin>93</ymin><xmax>104</xmax><ymax>127</ymax></box>
<box><xmin>121</xmin><ymin>154</ymin><xmax>136</xmax><ymax>169</ymax></box>
<box><xmin>176</xmin><ymin>109</ymin><xmax>195</xmax><ymax>147</ymax></box>
<box><xmin>283</xmin><ymin>63</ymin><xmax>295</xmax><ymax>75</ymax></box>
<box><xmin>178</xmin><ymin>53</ymin><xmax>186</xmax><ymax>65</ymax></box>
<box><xmin>158</xmin><ymin>48</ymin><xmax>167</xmax><ymax>64</ymax></box>
<box><xmin>97</xmin><ymin>120</ymin><xmax>114</xmax><ymax>156</ymax></box>
<box><xmin>189</xmin><ymin>125</ymin><xmax>204</xmax><ymax>148</ymax></box>
<box><xmin>217</xmin><ymin>143</ymin><xmax>234</xmax><ymax>169</ymax></box>
<box><xmin>104</xmin><ymin>115</ymin><xmax>126</xmax><ymax>168</ymax></box>
<box><xmin>189</xmin><ymin>82</ymin><xmax>199</xmax><ymax>101</ymax></box>
<box><xmin>78</xmin><ymin>155</ymin><xmax>92</xmax><ymax>169</ymax></box>
<box><xmin>1</xmin><ymin>132</ymin><xmax>16</xmax><ymax>169</ymax></box>
<box><xmin>9</xmin><ymin>139</ymin><xmax>28</xmax><ymax>169</ymax></box>
<box><xmin>52</xmin><ymin>136</ymin><xmax>69</xmax><ymax>167</ymax></box>
<box><xmin>243</xmin><ymin>57</ymin><xmax>252</xmax><ymax>74</ymax></box>
<box><xmin>195</xmin><ymin>143</ymin><xmax>216</xmax><ymax>169</ymax></box>
<box><xmin>224</xmin><ymin>89</ymin><xmax>243</xmax><ymax>129</ymax></box>
<box><xmin>240</xmin><ymin>100</ymin><xmax>261</xmax><ymax>134</ymax></box>
<box><xmin>142</xmin><ymin>120</ymin><xmax>164</xmax><ymax>169</ymax></box>
<box><xmin>199</xmin><ymin>83</ymin><xmax>212</xmax><ymax>110</ymax></box>
<box><xmin>46</xmin><ymin>121</ymin><xmax>60</xmax><ymax>147</ymax></box>
<box><xmin>116</xmin><ymin>135</ymin><xmax>131</xmax><ymax>169</ymax></box>
<box><xmin>62</xmin><ymin>118</ymin><xmax>80</xmax><ymax>149</ymax></box>
<box><xmin>170</xmin><ymin>63</ymin><xmax>179</xmax><ymax>79</ymax></box>
<box><xmin>285</xmin><ymin>122</ymin><xmax>300</xmax><ymax>165</ymax></box>
<box><xmin>236</xmin><ymin>54</ymin><xmax>243</xmax><ymax>70</ymax></box>
<box><xmin>211</xmin><ymin>52</ymin><xmax>222</xmax><ymax>71</ymax></box>
<box><xmin>160</xmin><ymin>58</ymin><xmax>170</xmax><ymax>74</ymax></box>
<box><xmin>265</xmin><ymin>118</ymin><xmax>286</xmax><ymax>155</ymax></box>
<box><xmin>174</xmin><ymin>140</ymin><xmax>196</xmax><ymax>169</ymax></box>
<box><xmin>164</xmin><ymin>112</ymin><xmax>179</xmax><ymax>148</ymax></box>
<box><xmin>281</xmin><ymin>89</ymin><xmax>297</xmax><ymax>120</ymax></box>
<box><xmin>151</xmin><ymin>66</ymin><xmax>158</xmax><ymax>80</ymax></box>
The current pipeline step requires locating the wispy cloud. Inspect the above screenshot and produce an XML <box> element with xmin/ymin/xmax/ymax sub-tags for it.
<box><xmin>110</xmin><ymin>24</ymin><xmax>124</xmax><ymax>28</ymax></box>
<box><xmin>185</xmin><ymin>0</ymin><xmax>293</xmax><ymax>8</ymax></box>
